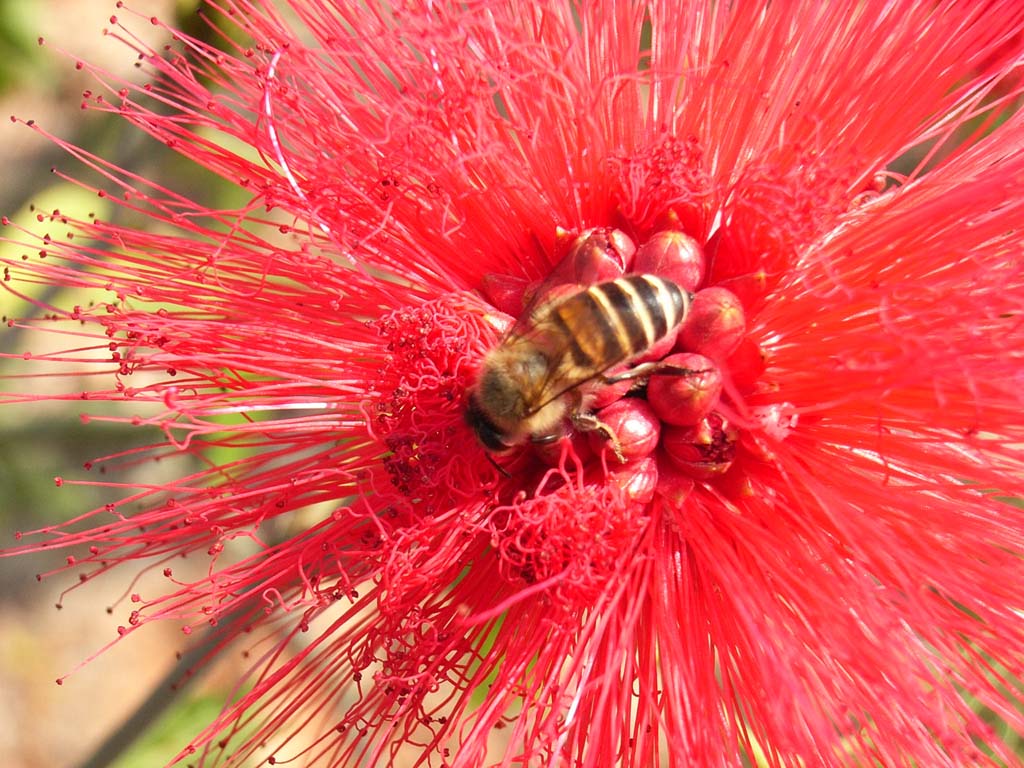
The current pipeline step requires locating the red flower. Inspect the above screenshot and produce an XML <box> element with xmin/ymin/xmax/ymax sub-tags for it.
<box><xmin>4</xmin><ymin>1</ymin><xmax>1024</xmax><ymax>765</ymax></box>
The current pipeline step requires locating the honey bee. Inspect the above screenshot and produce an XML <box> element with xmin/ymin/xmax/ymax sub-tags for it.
<box><xmin>466</xmin><ymin>274</ymin><xmax>693</xmax><ymax>457</ymax></box>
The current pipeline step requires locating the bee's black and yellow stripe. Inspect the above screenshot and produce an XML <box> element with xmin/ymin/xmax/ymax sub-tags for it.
<box><xmin>550</xmin><ymin>274</ymin><xmax>688</xmax><ymax>371</ymax></box>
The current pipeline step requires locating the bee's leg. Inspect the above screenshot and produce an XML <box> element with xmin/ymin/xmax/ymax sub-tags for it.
<box><xmin>486</xmin><ymin>452</ymin><xmax>512</xmax><ymax>478</ymax></box>
<box><xmin>572</xmin><ymin>411</ymin><xmax>626</xmax><ymax>463</ymax></box>
<box><xmin>603</xmin><ymin>360</ymin><xmax>710</xmax><ymax>384</ymax></box>
<box><xmin>603</xmin><ymin>361</ymin><xmax>660</xmax><ymax>383</ymax></box>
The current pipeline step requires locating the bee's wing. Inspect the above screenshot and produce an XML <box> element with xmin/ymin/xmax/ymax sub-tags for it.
<box><xmin>499</xmin><ymin>308</ymin><xmax>609</xmax><ymax>419</ymax></box>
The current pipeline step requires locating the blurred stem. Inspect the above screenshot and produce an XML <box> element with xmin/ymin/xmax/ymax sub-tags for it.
<box><xmin>74</xmin><ymin>619</ymin><xmax>228</xmax><ymax>768</ymax></box>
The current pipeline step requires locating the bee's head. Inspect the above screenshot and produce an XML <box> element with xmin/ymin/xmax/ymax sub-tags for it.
<box><xmin>464</xmin><ymin>390</ymin><xmax>516</xmax><ymax>452</ymax></box>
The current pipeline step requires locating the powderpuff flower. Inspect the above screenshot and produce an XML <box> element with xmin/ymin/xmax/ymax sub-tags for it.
<box><xmin>4</xmin><ymin>1</ymin><xmax>1024</xmax><ymax>766</ymax></box>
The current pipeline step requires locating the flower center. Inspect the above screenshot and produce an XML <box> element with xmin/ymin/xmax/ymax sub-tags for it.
<box><xmin>474</xmin><ymin>224</ymin><xmax>773</xmax><ymax>503</ymax></box>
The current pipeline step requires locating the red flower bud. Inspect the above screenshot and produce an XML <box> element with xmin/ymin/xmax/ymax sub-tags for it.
<box><xmin>480</xmin><ymin>272</ymin><xmax>531</xmax><ymax>316</ymax></box>
<box><xmin>566</xmin><ymin>227</ymin><xmax>635</xmax><ymax>283</ymax></box>
<box><xmin>678</xmin><ymin>287</ymin><xmax>746</xmax><ymax>360</ymax></box>
<box><xmin>661</xmin><ymin>412</ymin><xmax>739</xmax><ymax>479</ymax></box>
<box><xmin>589</xmin><ymin>398</ymin><xmax>661</xmax><ymax>460</ymax></box>
<box><xmin>608</xmin><ymin>456</ymin><xmax>658</xmax><ymax>504</ymax></box>
<box><xmin>590</xmin><ymin>373</ymin><xmax>633</xmax><ymax>409</ymax></box>
<box><xmin>633</xmin><ymin>229</ymin><xmax>706</xmax><ymax>292</ymax></box>
<box><xmin>646</xmin><ymin>353</ymin><xmax>722</xmax><ymax>426</ymax></box>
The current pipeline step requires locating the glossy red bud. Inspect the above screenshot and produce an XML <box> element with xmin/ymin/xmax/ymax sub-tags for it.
<box><xmin>646</xmin><ymin>353</ymin><xmax>722</xmax><ymax>426</ymax></box>
<box><xmin>567</xmin><ymin>227</ymin><xmax>635</xmax><ymax>283</ymax></box>
<box><xmin>678</xmin><ymin>287</ymin><xmax>746</xmax><ymax>360</ymax></box>
<box><xmin>662</xmin><ymin>412</ymin><xmax>739</xmax><ymax>479</ymax></box>
<box><xmin>633</xmin><ymin>229</ymin><xmax>706</xmax><ymax>292</ymax></box>
<box><xmin>590</xmin><ymin>373</ymin><xmax>633</xmax><ymax>409</ymax></box>
<box><xmin>609</xmin><ymin>456</ymin><xmax>658</xmax><ymax>504</ymax></box>
<box><xmin>480</xmin><ymin>272</ymin><xmax>531</xmax><ymax>316</ymax></box>
<box><xmin>589</xmin><ymin>398</ymin><xmax>661</xmax><ymax>460</ymax></box>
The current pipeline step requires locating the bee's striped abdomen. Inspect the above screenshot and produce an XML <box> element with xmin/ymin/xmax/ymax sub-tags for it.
<box><xmin>551</xmin><ymin>274</ymin><xmax>689</xmax><ymax>371</ymax></box>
